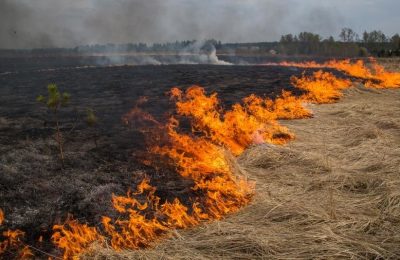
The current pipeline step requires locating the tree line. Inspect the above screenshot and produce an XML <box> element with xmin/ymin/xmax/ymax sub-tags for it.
<box><xmin>278</xmin><ymin>28</ymin><xmax>400</xmax><ymax>57</ymax></box>
<box><xmin>1</xmin><ymin>28</ymin><xmax>399</xmax><ymax>57</ymax></box>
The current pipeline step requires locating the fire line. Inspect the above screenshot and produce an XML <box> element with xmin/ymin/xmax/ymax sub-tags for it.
<box><xmin>1</xmin><ymin>59</ymin><xmax>399</xmax><ymax>259</ymax></box>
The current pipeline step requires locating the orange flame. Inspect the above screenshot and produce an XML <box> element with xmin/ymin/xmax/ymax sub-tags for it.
<box><xmin>291</xmin><ymin>70</ymin><xmax>352</xmax><ymax>104</ymax></box>
<box><xmin>52</xmin><ymin>68</ymin><xmax>360</xmax><ymax>258</ymax></box>
<box><xmin>152</xmin><ymin>117</ymin><xmax>254</xmax><ymax>218</ymax></box>
<box><xmin>101</xmin><ymin>178</ymin><xmax>168</xmax><ymax>250</ymax></box>
<box><xmin>169</xmin><ymin>86</ymin><xmax>295</xmax><ymax>155</ymax></box>
<box><xmin>52</xmin><ymin>215</ymin><xmax>104</xmax><ymax>259</ymax></box>
<box><xmin>33</xmin><ymin>58</ymin><xmax>397</xmax><ymax>258</ymax></box>
<box><xmin>122</xmin><ymin>96</ymin><xmax>160</xmax><ymax>127</ymax></box>
<box><xmin>19</xmin><ymin>246</ymin><xmax>34</xmax><ymax>259</ymax></box>
<box><xmin>0</xmin><ymin>209</ymin><xmax>33</xmax><ymax>259</ymax></box>
<box><xmin>243</xmin><ymin>90</ymin><xmax>312</xmax><ymax>120</ymax></box>
<box><xmin>0</xmin><ymin>210</ymin><xmax>4</xmax><ymax>226</ymax></box>
<box><xmin>153</xmin><ymin>117</ymin><xmax>232</xmax><ymax>178</ymax></box>
<box><xmin>264</xmin><ymin>58</ymin><xmax>400</xmax><ymax>89</ymax></box>
<box><xmin>366</xmin><ymin>60</ymin><xmax>400</xmax><ymax>88</ymax></box>
<box><xmin>1</xmin><ymin>229</ymin><xmax>25</xmax><ymax>254</ymax></box>
<box><xmin>101</xmin><ymin>176</ymin><xmax>219</xmax><ymax>251</ymax></box>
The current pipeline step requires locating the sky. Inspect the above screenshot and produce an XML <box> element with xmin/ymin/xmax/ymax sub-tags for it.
<box><xmin>0</xmin><ymin>0</ymin><xmax>399</xmax><ymax>49</ymax></box>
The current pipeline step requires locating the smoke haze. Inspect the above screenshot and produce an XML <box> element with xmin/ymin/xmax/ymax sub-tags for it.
<box><xmin>0</xmin><ymin>0</ymin><xmax>399</xmax><ymax>49</ymax></box>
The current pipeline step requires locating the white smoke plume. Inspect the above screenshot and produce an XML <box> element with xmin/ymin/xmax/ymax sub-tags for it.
<box><xmin>91</xmin><ymin>41</ymin><xmax>231</xmax><ymax>66</ymax></box>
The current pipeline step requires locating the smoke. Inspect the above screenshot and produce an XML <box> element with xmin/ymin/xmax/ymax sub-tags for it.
<box><xmin>172</xmin><ymin>41</ymin><xmax>232</xmax><ymax>65</ymax></box>
<box><xmin>3</xmin><ymin>0</ymin><xmax>400</xmax><ymax>50</ymax></box>
<box><xmin>90</xmin><ymin>41</ymin><xmax>231</xmax><ymax>66</ymax></box>
<box><xmin>0</xmin><ymin>0</ymin><xmax>346</xmax><ymax>49</ymax></box>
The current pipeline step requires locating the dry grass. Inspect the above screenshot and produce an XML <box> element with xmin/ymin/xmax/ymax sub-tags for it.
<box><xmin>83</xmin><ymin>86</ymin><xmax>400</xmax><ymax>259</ymax></box>
<box><xmin>376</xmin><ymin>58</ymin><xmax>400</xmax><ymax>72</ymax></box>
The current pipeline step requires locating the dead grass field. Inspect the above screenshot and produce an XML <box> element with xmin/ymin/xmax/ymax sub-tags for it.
<box><xmin>377</xmin><ymin>58</ymin><xmax>400</xmax><ymax>72</ymax></box>
<box><xmin>84</xmin><ymin>85</ymin><xmax>400</xmax><ymax>259</ymax></box>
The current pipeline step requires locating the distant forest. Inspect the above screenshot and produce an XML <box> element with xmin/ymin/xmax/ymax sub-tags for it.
<box><xmin>1</xmin><ymin>28</ymin><xmax>399</xmax><ymax>58</ymax></box>
<box><xmin>275</xmin><ymin>28</ymin><xmax>400</xmax><ymax>57</ymax></box>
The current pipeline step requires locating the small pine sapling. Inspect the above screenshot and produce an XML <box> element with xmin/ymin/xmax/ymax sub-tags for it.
<box><xmin>85</xmin><ymin>108</ymin><xmax>99</xmax><ymax>148</ymax></box>
<box><xmin>37</xmin><ymin>83</ymin><xmax>70</xmax><ymax>167</ymax></box>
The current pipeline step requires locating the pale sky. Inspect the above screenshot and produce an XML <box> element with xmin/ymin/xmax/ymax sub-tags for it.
<box><xmin>0</xmin><ymin>0</ymin><xmax>399</xmax><ymax>49</ymax></box>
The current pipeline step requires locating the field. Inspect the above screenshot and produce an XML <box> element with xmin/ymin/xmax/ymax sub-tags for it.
<box><xmin>0</xmin><ymin>56</ymin><xmax>399</xmax><ymax>259</ymax></box>
<box><xmin>89</xmin><ymin>85</ymin><xmax>400</xmax><ymax>259</ymax></box>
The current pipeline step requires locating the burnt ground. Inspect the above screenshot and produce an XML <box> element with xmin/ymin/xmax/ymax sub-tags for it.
<box><xmin>0</xmin><ymin>56</ymin><xmax>341</xmax><ymax>257</ymax></box>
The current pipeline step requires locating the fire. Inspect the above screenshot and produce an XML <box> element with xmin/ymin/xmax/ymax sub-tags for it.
<box><xmin>153</xmin><ymin>117</ymin><xmax>232</xmax><ymax>178</ymax></box>
<box><xmin>3</xmin><ymin>58</ymin><xmax>398</xmax><ymax>259</ymax></box>
<box><xmin>169</xmin><ymin>86</ymin><xmax>295</xmax><ymax>155</ymax></box>
<box><xmin>0</xmin><ymin>210</ymin><xmax>4</xmax><ymax>226</ymax></box>
<box><xmin>19</xmin><ymin>246</ymin><xmax>34</xmax><ymax>259</ymax></box>
<box><xmin>102</xmin><ymin>169</ymin><xmax>244</xmax><ymax>252</ymax></box>
<box><xmin>291</xmin><ymin>70</ymin><xmax>352</xmax><ymax>104</ymax></box>
<box><xmin>366</xmin><ymin>61</ymin><xmax>400</xmax><ymax>88</ymax></box>
<box><xmin>51</xmin><ymin>68</ymin><xmax>358</xmax><ymax>258</ymax></box>
<box><xmin>160</xmin><ymin>199</ymin><xmax>200</xmax><ymax>228</ymax></box>
<box><xmin>101</xmin><ymin>178</ymin><xmax>168</xmax><ymax>250</ymax></box>
<box><xmin>0</xmin><ymin>209</ymin><xmax>33</xmax><ymax>259</ymax></box>
<box><xmin>152</xmin><ymin>118</ymin><xmax>254</xmax><ymax>218</ymax></box>
<box><xmin>242</xmin><ymin>90</ymin><xmax>312</xmax><ymax>121</ymax></box>
<box><xmin>52</xmin><ymin>215</ymin><xmax>104</xmax><ymax>259</ymax></box>
<box><xmin>264</xmin><ymin>58</ymin><xmax>400</xmax><ymax>89</ymax></box>
<box><xmin>326</xmin><ymin>59</ymin><xmax>372</xmax><ymax>79</ymax></box>
<box><xmin>1</xmin><ymin>230</ymin><xmax>25</xmax><ymax>254</ymax></box>
<box><xmin>122</xmin><ymin>96</ymin><xmax>160</xmax><ymax>127</ymax></box>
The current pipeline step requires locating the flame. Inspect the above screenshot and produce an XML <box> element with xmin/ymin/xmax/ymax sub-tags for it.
<box><xmin>101</xmin><ymin>71</ymin><xmax>362</xmax><ymax>250</ymax></box>
<box><xmin>102</xmin><ymin>177</ymin><xmax>204</xmax><ymax>251</ymax></box>
<box><xmin>52</xmin><ymin>215</ymin><xmax>104</xmax><ymax>259</ymax></box>
<box><xmin>1</xmin><ymin>230</ymin><xmax>25</xmax><ymax>254</ymax></box>
<box><xmin>264</xmin><ymin>58</ymin><xmax>400</xmax><ymax>89</ymax></box>
<box><xmin>2</xmin><ymin>58</ymin><xmax>396</xmax><ymax>259</ymax></box>
<box><xmin>0</xmin><ymin>210</ymin><xmax>4</xmax><ymax>226</ymax></box>
<box><xmin>153</xmin><ymin>117</ymin><xmax>232</xmax><ymax>178</ymax></box>
<box><xmin>19</xmin><ymin>246</ymin><xmax>34</xmax><ymax>259</ymax></box>
<box><xmin>243</xmin><ymin>90</ymin><xmax>312</xmax><ymax>120</ymax></box>
<box><xmin>152</xmin><ymin>118</ymin><xmax>254</xmax><ymax>218</ymax></box>
<box><xmin>169</xmin><ymin>86</ymin><xmax>295</xmax><ymax>155</ymax></box>
<box><xmin>101</xmin><ymin>178</ymin><xmax>168</xmax><ymax>250</ymax></box>
<box><xmin>0</xmin><ymin>209</ymin><xmax>32</xmax><ymax>259</ymax></box>
<box><xmin>160</xmin><ymin>199</ymin><xmax>199</xmax><ymax>228</ymax></box>
<box><xmin>101</xmin><ymin>212</ymin><xmax>168</xmax><ymax>251</ymax></box>
<box><xmin>366</xmin><ymin>60</ymin><xmax>400</xmax><ymax>88</ymax></box>
<box><xmin>51</xmin><ymin>69</ymin><xmax>359</xmax><ymax>258</ymax></box>
<box><xmin>291</xmin><ymin>70</ymin><xmax>352</xmax><ymax>104</ymax></box>
<box><xmin>122</xmin><ymin>96</ymin><xmax>160</xmax><ymax>127</ymax></box>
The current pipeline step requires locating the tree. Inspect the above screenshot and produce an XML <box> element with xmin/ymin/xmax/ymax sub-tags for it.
<box><xmin>37</xmin><ymin>84</ymin><xmax>70</xmax><ymax>167</ymax></box>
<box><xmin>363</xmin><ymin>30</ymin><xmax>387</xmax><ymax>43</ymax></box>
<box><xmin>296</xmin><ymin>32</ymin><xmax>321</xmax><ymax>55</ymax></box>
<box><xmin>339</xmin><ymin>28</ymin><xmax>358</xmax><ymax>42</ymax></box>
<box><xmin>391</xmin><ymin>34</ymin><xmax>400</xmax><ymax>49</ymax></box>
<box><xmin>280</xmin><ymin>34</ymin><xmax>294</xmax><ymax>43</ymax></box>
<box><xmin>362</xmin><ymin>31</ymin><xmax>370</xmax><ymax>43</ymax></box>
<box><xmin>298</xmin><ymin>32</ymin><xmax>321</xmax><ymax>43</ymax></box>
<box><xmin>326</xmin><ymin>36</ymin><xmax>335</xmax><ymax>43</ymax></box>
